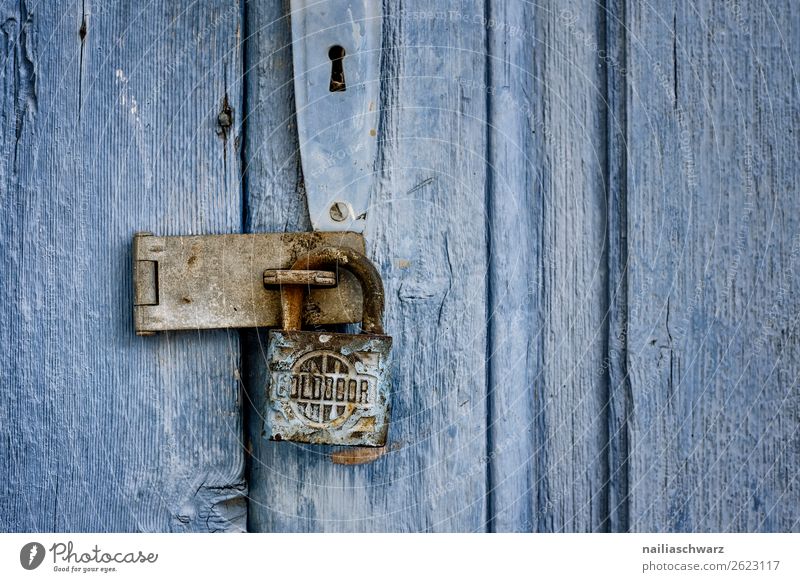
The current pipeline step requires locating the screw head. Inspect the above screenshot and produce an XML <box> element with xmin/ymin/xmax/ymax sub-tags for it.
<box><xmin>329</xmin><ymin>202</ymin><xmax>349</xmax><ymax>222</ymax></box>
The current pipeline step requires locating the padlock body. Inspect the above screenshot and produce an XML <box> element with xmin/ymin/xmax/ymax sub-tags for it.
<box><xmin>265</xmin><ymin>329</ymin><xmax>392</xmax><ymax>446</ymax></box>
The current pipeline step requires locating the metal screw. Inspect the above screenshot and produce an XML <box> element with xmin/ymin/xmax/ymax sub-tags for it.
<box><xmin>329</xmin><ymin>202</ymin><xmax>348</xmax><ymax>222</ymax></box>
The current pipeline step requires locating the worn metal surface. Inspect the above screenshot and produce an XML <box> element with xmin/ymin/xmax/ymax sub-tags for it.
<box><xmin>132</xmin><ymin>232</ymin><xmax>365</xmax><ymax>334</ymax></box>
<box><xmin>281</xmin><ymin>246</ymin><xmax>386</xmax><ymax>333</ymax></box>
<box><xmin>290</xmin><ymin>0</ymin><xmax>382</xmax><ymax>232</ymax></box>
<box><xmin>265</xmin><ymin>330</ymin><xmax>392</xmax><ymax>446</ymax></box>
<box><xmin>263</xmin><ymin>269</ymin><xmax>337</xmax><ymax>286</ymax></box>
<box><xmin>266</xmin><ymin>245</ymin><xmax>391</xmax><ymax>447</ymax></box>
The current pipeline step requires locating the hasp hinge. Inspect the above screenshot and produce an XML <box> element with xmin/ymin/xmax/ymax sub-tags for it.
<box><xmin>132</xmin><ymin>231</ymin><xmax>365</xmax><ymax>335</ymax></box>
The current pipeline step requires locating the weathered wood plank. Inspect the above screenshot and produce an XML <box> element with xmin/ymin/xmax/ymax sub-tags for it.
<box><xmin>605</xmin><ymin>0</ymin><xmax>633</xmax><ymax>533</ymax></box>
<box><xmin>243</xmin><ymin>0</ymin><xmax>490</xmax><ymax>531</ymax></box>
<box><xmin>486</xmin><ymin>0</ymin><xmax>613</xmax><ymax>531</ymax></box>
<box><xmin>623</xmin><ymin>0</ymin><xmax>800</xmax><ymax>531</ymax></box>
<box><xmin>482</xmin><ymin>0</ymin><xmax>539</xmax><ymax>532</ymax></box>
<box><xmin>4</xmin><ymin>0</ymin><xmax>794</xmax><ymax>535</ymax></box>
<box><xmin>0</xmin><ymin>0</ymin><xmax>246</xmax><ymax>531</ymax></box>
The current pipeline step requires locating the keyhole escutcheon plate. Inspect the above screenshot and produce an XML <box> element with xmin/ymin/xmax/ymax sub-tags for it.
<box><xmin>289</xmin><ymin>0</ymin><xmax>382</xmax><ymax>233</ymax></box>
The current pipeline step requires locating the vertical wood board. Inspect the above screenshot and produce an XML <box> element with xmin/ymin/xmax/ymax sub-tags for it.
<box><xmin>243</xmin><ymin>0</ymin><xmax>490</xmax><ymax>532</ymax></box>
<box><xmin>623</xmin><ymin>0</ymin><xmax>800</xmax><ymax>532</ymax></box>
<box><xmin>0</xmin><ymin>0</ymin><xmax>246</xmax><ymax>532</ymax></box>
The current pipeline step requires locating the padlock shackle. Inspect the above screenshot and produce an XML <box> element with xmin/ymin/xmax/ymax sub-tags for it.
<box><xmin>281</xmin><ymin>246</ymin><xmax>385</xmax><ymax>334</ymax></box>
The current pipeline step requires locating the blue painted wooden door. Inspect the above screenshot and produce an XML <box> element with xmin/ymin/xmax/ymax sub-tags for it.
<box><xmin>2</xmin><ymin>0</ymin><xmax>798</xmax><ymax>532</ymax></box>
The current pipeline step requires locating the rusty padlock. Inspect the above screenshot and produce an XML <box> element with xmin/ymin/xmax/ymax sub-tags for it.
<box><xmin>265</xmin><ymin>247</ymin><xmax>392</xmax><ymax>447</ymax></box>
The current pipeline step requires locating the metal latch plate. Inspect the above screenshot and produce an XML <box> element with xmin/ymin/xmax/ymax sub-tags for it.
<box><xmin>133</xmin><ymin>232</ymin><xmax>364</xmax><ymax>334</ymax></box>
<box><xmin>290</xmin><ymin>0</ymin><xmax>381</xmax><ymax>232</ymax></box>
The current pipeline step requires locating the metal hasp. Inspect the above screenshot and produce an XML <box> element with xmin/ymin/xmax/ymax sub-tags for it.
<box><xmin>132</xmin><ymin>232</ymin><xmax>365</xmax><ymax>334</ymax></box>
<box><xmin>290</xmin><ymin>0</ymin><xmax>382</xmax><ymax>232</ymax></box>
<box><xmin>266</xmin><ymin>246</ymin><xmax>392</xmax><ymax>447</ymax></box>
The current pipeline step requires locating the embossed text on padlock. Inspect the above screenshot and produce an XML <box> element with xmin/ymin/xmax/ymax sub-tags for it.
<box><xmin>265</xmin><ymin>247</ymin><xmax>392</xmax><ymax>447</ymax></box>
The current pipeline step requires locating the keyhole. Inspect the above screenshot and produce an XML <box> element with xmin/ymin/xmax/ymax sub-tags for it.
<box><xmin>328</xmin><ymin>45</ymin><xmax>346</xmax><ymax>92</ymax></box>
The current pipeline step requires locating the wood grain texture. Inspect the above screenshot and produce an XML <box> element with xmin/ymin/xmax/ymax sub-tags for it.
<box><xmin>0</xmin><ymin>0</ymin><xmax>246</xmax><ymax>531</ymax></box>
<box><xmin>2</xmin><ymin>0</ymin><xmax>797</xmax><ymax>534</ymax></box>
<box><xmin>622</xmin><ymin>0</ymin><xmax>800</xmax><ymax>531</ymax></box>
<box><xmin>243</xmin><ymin>0</ymin><xmax>490</xmax><ymax>531</ymax></box>
<box><xmin>482</xmin><ymin>0</ymin><xmax>540</xmax><ymax>532</ymax></box>
<box><xmin>605</xmin><ymin>0</ymin><xmax>633</xmax><ymax>534</ymax></box>
<box><xmin>486</xmin><ymin>0</ymin><xmax>613</xmax><ymax>532</ymax></box>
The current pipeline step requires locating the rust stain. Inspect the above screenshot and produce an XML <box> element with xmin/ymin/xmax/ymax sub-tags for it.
<box><xmin>265</xmin><ymin>246</ymin><xmax>392</xmax><ymax>450</ymax></box>
<box><xmin>330</xmin><ymin>442</ymin><xmax>401</xmax><ymax>465</ymax></box>
<box><xmin>286</xmin><ymin>246</ymin><xmax>385</xmax><ymax>334</ymax></box>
